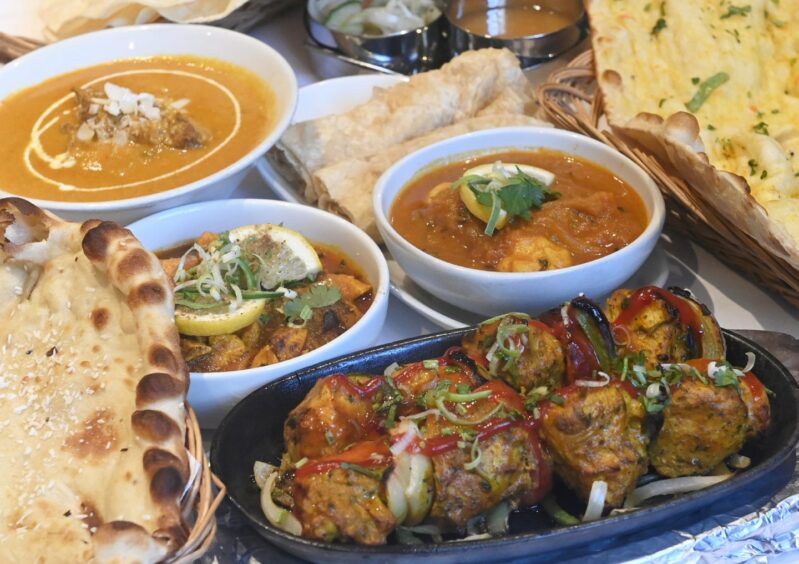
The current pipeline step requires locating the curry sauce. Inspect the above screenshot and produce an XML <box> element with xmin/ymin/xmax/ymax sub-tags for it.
<box><xmin>390</xmin><ymin>149</ymin><xmax>648</xmax><ymax>272</ymax></box>
<box><xmin>0</xmin><ymin>55</ymin><xmax>275</xmax><ymax>202</ymax></box>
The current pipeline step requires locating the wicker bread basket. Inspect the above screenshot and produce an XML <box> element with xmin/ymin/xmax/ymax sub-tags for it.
<box><xmin>536</xmin><ymin>50</ymin><xmax>799</xmax><ymax>309</ymax></box>
<box><xmin>169</xmin><ymin>405</ymin><xmax>226</xmax><ymax>563</ymax></box>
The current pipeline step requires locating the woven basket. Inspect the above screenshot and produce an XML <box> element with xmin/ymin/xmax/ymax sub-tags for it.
<box><xmin>536</xmin><ymin>49</ymin><xmax>799</xmax><ymax>309</ymax></box>
<box><xmin>169</xmin><ymin>404</ymin><xmax>226</xmax><ymax>563</ymax></box>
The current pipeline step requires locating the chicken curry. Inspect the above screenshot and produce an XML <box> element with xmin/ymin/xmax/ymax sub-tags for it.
<box><xmin>0</xmin><ymin>55</ymin><xmax>275</xmax><ymax>202</ymax></box>
<box><xmin>157</xmin><ymin>224</ymin><xmax>374</xmax><ymax>373</ymax></box>
<box><xmin>254</xmin><ymin>286</ymin><xmax>770</xmax><ymax>544</ymax></box>
<box><xmin>390</xmin><ymin>149</ymin><xmax>648</xmax><ymax>272</ymax></box>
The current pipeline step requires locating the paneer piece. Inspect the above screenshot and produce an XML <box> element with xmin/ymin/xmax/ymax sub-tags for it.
<box><xmin>270</xmin><ymin>326</ymin><xmax>309</xmax><ymax>361</ymax></box>
<box><xmin>605</xmin><ymin>288</ymin><xmax>693</xmax><ymax>368</ymax></box>
<box><xmin>425</xmin><ymin>418</ymin><xmax>546</xmax><ymax>530</ymax></box>
<box><xmin>294</xmin><ymin>466</ymin><xmax>395</xmax><ymax>545</ymax></box>
<box><xmin>462</xmin><ymin>314</ymin><xmax>566</xmax><ymax>393</ymax></box>
<box><xmin>538</xmin><ymin>384</ymin><xmax>649</xmax><ymax>507</ymax></box>
<box><xmin>497</xmin><ymin>234</ymin><xmax>573</xmax><ymax>272</ymax></box>
<box><xmin>284</xmin><ymin>375</ymin><xmax>376</xmax><ymax>461</ymax></box>
<box><xmin>323</xmin><ymin>273</ymin><xmax>372</xmax><ymax>302</ymax></box>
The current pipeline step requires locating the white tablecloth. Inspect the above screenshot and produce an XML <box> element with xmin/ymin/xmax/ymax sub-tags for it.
<box><xmin>2</xmin><ymin>3</ymin><xmax>798</xmax><ymax>339</ymax></box>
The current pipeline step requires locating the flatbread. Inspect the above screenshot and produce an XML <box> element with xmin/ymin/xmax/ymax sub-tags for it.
<box><xmin>588</xmin><ymin>0</ymin><xmax>799</xmax><ymax>268</ymax></box>
<box><xmin>0</xmin><ymin>198</ymin><xmax>190</xmax><ymax>563</ymax></box>
<box><xmin>314</xmin><ymin>114</ymin><xmax>552</xmax><ymax>239</ymax></box>
<box><xmin>273</xmin><ymin>48</ymin><xmax>533</xmax><ymax>204</ymax></box>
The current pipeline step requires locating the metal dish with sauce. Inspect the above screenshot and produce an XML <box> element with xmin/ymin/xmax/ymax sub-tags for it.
<box><xmin>446</xmin><ymin>0</ymin><xmax>586</xmax><ymax>66</ymax></box>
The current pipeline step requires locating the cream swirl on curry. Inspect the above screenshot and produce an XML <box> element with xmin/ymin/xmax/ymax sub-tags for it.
<box><xmin>0</xmin><ymin>55</ymin><xmax>275</xmax><ymax>202</ymax></box>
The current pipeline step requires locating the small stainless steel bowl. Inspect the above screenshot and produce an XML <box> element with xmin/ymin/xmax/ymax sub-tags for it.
<box><xmin>445</xmin><ymin>0</ymin><xmax>585</xmax><ymax>67</ymax></box>
<box><xmin>305</xmin><ymin>0</ymin><xmax>446</xmax><ymax>75</ymax></box>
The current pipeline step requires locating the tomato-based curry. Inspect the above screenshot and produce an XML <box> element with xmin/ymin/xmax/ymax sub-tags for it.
<box><xmin>390</xmin><ymin>149</ymin><xmax>648</xmax><ymax>272</ymax></box>
<box><xmin>0</xmin><ymin>55</ymin><xmax>275</xmax><ymax>202</ymax></box>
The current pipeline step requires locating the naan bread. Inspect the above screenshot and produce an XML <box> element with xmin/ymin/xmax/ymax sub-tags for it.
<box><xmin>314</xmin><ymin>114</ymin><xmax>552</xmax><ymax>239</ymax></box>
<box><xmin>273</xmin><ymin>48</ymin><xmax>534</xmax><ymax>204</ymax></box>
<box><xmin>0</xmin><ymin>198</ymin><xmax>189</xmax><ymax>563</ymax></box>
<box><xmin>588</xmin><ymin>0</ymin><xmax>799</xmax><ymax>267</ymax></box>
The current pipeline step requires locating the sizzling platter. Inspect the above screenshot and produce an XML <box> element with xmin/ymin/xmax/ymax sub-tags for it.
<box><xmin>211</xmin><ymin>287</ymin><xmax>799</xmax><ymax>561</ymax></box>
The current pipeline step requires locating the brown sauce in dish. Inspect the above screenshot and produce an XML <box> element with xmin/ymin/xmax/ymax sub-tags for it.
<box><xmin>451</xmin><ymin>2</ymin><xmax>572</xmax><ymax>38</ymax></box>
<box><xmin>390</xmin><ymin>149</ymin><xmax>648</xmax><ymax>272</ymax></box>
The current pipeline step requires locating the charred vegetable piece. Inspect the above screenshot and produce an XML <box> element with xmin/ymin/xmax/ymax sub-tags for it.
<box><xmin>539</xmin><ymin>297</ymin><xmax>615</xmax><ymax>383</ymax></box>
<box><xmin>462</xmin><ymin>313</ymin><xmax>566</xmax><ymax>392</ymax></box>
<box><xmin>538</xmin><ymin>383</ymin><xmax>649</xmax><ymax>508</ymax></box>
<box><xmin>284</xmin><ymin>374</ymin><xmax>378</xmax><ymax>461</ymax></box>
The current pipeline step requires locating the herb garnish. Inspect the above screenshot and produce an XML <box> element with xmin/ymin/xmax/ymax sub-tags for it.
<box><xmin>753</xmin><ymin>121</ymin><xmax>770</xmax><ymax>135</ymax></box>
<box><xmin>452</xmin><ymin>164</ymin><xmax>559</xmax><ymax>236</ymax></box>
<box><xmin>748</xmin><ymin>159</ymin><xmax>758</xmax><ymax>176</ymax></box>
<box><xmin>284</xmin><ymin>284</ymin><xmax>341</xmax><ymax>325</ymax></box>
<box><xmin>651</xmin><ymin>17</ymin><xmax>667</xmax><ymax>36</ymax></box>
<box><xmin>720</xmin><ymin>4</ymin><xmax>751</xmax><ymax>18</ymax></box>
<box><xmin>685</xmin><ymin>72</ymin><xmax>730</xmax><ymax>113</ymax></box>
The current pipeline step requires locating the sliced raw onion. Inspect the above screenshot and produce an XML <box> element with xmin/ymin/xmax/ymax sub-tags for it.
<box><xmin>401</xmin><ymin>408</ymin><xmax>441</xmax><ymax>421</ymax></box>
<box><xmin>253</xmin><ymin>460</ymin><xmax>277</xmax><ymax>489</ymax></box>
<box><xmin>390</xmin><ymin>420</ymin><xmax>419</xmax><ymax>455</ymax></box>
<box><xmin>623</xmin><ymin>475</ymin><xmax>731</xmax><ymax>508</ymax></box>
<box><xmin>742</xmin><ymin>352</ymin><xmax>756</xmax><ymax>373</ymax></box>
<box><xmin>486</xmin><ymin>500</ymin><xmax>512</xmax><ymax>535</ymax></box>
<box><xmin>726</xmin><ymin>453</ymin><xmax>751</xmax><ymax>469</ymax></box>
<box><xmin>261</xmin><ymin>472</ymin><xmax>302</xmax><ymax>535</ymax></box>
<box><xmin>401</xmin><ymin>524</ymin><xmax>443</xmax><ymax>543</ymax></box>
<box><xmin>386</xmin><ymin>463</ymin><xmax>409</xmax><ymax>524</ymax></box>
<box><xmin>383</xmin><ymin>362</ymin><xmax>400</xmax><ymax>376</ymax></box>
<box><xmin>582</xmin><ymin>480</ymin><xmax>607</xmax><ymax>522</ymax></box>
<box><xmin>575</xmin><ymin>371</ymin><xmax>611</xmax><ymax>388</ymax></box>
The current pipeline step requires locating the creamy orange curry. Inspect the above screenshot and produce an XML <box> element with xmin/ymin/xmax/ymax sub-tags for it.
<box><xmin>390</xmin><ymin>149</ymin><xmax>648</xmax><ymax>272</ymax></box>
<box><xmin>0</xmin><ymin>55</ymin><xmax>275</xmax><ymax>202</ymax></box>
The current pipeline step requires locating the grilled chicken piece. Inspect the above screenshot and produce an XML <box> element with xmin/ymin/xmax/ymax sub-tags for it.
<box><xmin>182</xmin><ymin>334</ymin><xmax>249</xmax><ymax>372</ymax></box>
<box><xmin>462</xmin><ymin>315</ymin><xmax>566</xmax><ymax>393</ymax></box>
<box><xmin>538</xmin><ymin>384</ymin><xmax>649</xmax><ymax>507</ymax></box>
<box><xmin>605</xmin><ymin>289</ymin><xmax>693</xmax><ymax>367</ymax></box>
<box><xmin>427</xmin><ymin>424</ymin><xmax>544</xmax><ymax>530</ymax></box>
<box><xmin>649</xmin><ymin>368</ymin><xmax>769</xmax><ymax>477</ymax></box>
<box><xmin>294</xmin><ymin>466</ymin><xmax>395</xmax><ymax>545</ymax></box>
<box><xmin>284</xmin><ymin>375</ymin><xmax>376</xmax><ymax>461</ymax></box>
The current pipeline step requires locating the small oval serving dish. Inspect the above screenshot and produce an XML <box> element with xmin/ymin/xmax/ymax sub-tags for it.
<box><xmin>372</xmin><ymin>126</ymin><xmax>665</xmax><ymax>317</ymax></box>
<box><xmin>128</xmin><ymin>198</ymin><xmax>389</xmax><ymax>426</ymax></box>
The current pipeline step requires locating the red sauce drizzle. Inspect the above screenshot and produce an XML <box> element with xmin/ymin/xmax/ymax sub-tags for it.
<box><xmin>294</xmin><ymin>439</ymin><xmax>391</xmax><ymax>481</ymax></box>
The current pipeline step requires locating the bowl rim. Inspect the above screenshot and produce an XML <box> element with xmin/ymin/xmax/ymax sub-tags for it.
<box><xmin>127</xmin><ymin>198</ymin><xmax>391</xmax><ymax>381</ymax></box>
<box><xmin>372</xmin><ymin>125</ymin><xmax>666</xmax><ymax>282</ymax></box>
<box><xmin>444</xmin><ymin>0</ymin><xmax>586</xmax><ymax>41</ymax></box>
<box><xmin>0</xmin><ymin>23</ymin><xmax>299</xmax><ymax>212</ymax></box>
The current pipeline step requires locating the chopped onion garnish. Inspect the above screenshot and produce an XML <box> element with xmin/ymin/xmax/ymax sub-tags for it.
<box><xmin>726</xmin><ymin>453</ymin><xmax>751</xmax><ymax>469</ymax></box>
<box><xmin>400</xmin><ymin>524</ymin><xmax>443</xmax><ymax>543</ymax></box>
<box><xmin>575</xmin><ymin>371</ymin><xmax>611</xmax><ymax>388</ymax></box>
<box><xmin>401</xmin><ymin>408</ymin><xmax>441</xmax><ymax>421</ymax></box>
<box><xmin>742</xmin><ymin>352</ymin><xmax>756</xmax><ymax>373</ymax></box>
<box><xmin>260</xmin><ymin>471</ymin><xmax>302</xmax><ymax>535</ymax></box>
<box><xmin>645</xmin><ymin>382</ymin><xmax>663</xmax><ymax>399</ymax></box>
<box><xmin>294</xmin><ymin>457</ymin><xmax>309</xmax><ymax>469</ymax></box>
<box><xmin>611</xmin><ymin>324</ymin><xmax>631</xmax><ymax>346</ymax></box>
<box><xmin>560</xmin><ymin>303</ymin><xmax>570</xmax><ymax>329</ymax></box>
<box><xmin>582</xmin><ymin>480</ymin><xmax>607</xmax><ymax>522</ymax></box>
<box><xmin>436</xmin><ymin>397</ymin><xmax>501</xmax><ymax>426</ymax></box>
<box><xmin>623</xmin><ymin>475</ymin><xmax>731</xmax><ymax>508</ymax></box>
<box><xmin>383</xmin><ymin>362</ymin><xmax>400</xmax><ymax>377</ymax></box>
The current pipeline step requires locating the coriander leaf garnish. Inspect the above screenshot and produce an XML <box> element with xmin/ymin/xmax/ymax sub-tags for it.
<box><xmin>720</xmin><ymin>4</ymin><xmax>751</xmax><ymax>18</ymax></box>
<box><xmin>284</xmin><ymin>283</ymin><xmax>342</xmax><ymax>324</ymax></box>
<box><xmin>685</xmin><ymin>72</ymin><xmax>730</xmax><ymax>113</ymax></box>
<box><xmin>753</xmin><ymin>121</ymin><xmax>770</xmax><ymax>135</ymax></box>
<box><xmin>651</xmin><ymin>17</ymin><xmax>667</xmax><ymax>36</ymax></box>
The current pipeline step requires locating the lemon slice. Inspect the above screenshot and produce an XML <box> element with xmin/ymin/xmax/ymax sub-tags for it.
<box><xmin>176</xmin><ymin>298</ymin><xmax>267</xmax><ymax>337</ymax></box>
<box><xmin>458</xmin><ymin>163</ymin><xmax>555</xmax><ymax>231</ymax></box>
<box><xmin>229</xmin><ymin>224</ymin><xmax>322</xmax><ymax>290</ymax></box>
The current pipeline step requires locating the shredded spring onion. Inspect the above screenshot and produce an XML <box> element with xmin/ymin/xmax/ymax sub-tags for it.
<box><xmin>435</xmin><ymin>397</ymin><xmax>502</xmax><ymax>426</ymax></box>
<box><xmin>463</xmin><ymin>438</ymin><xmax>482</xmax><ymax>471</ymax></box>
<box><xmin>575</xmin><ymin>371</ymin><xmax>611</xmax><ymax>388</ymax></box>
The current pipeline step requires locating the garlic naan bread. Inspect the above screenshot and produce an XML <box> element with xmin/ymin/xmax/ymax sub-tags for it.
<box><xmin>0</xmin><ymin>198</ymin><xmax>189</xmax><ymax>563</ymax></box>
<box><xmin>588</xmin><ymin>0</ymin><xmax>799</xmax><ymax>266</ymax></box>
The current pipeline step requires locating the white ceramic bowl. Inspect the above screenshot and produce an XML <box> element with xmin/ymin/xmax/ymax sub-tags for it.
<box><xmin>0</xmin><ymin>24</ymin><xmax>298</xmax><ymax>225</ymax></box>
<box><xmin>373</xmin><ymin>126</ymin><xmax>665</xmax><ymax>316</ymax></box>
<box><xmin>128</xmin><ymin>199</ymin><xmax>389</xmax><ymax>426</ymax></box>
